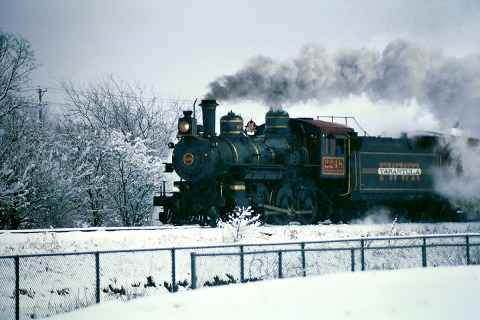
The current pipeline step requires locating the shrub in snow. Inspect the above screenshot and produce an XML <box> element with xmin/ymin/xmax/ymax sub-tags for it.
<box><xmin>390</xmin><ymin>217</ymin><xmax>398</xmax><ymax>236</ymax></box>
<box><xmin>203</xmin><ymin>274</ymin><xmax>236</xmax><ymax>287</ymax></box>
<box><xmin>218</xmin><ymin>206</ymin><xmax>260</xmax><ymax>243</ymax></box>
<box><xmin>163</xmin><ymin>279</ymin><xmax>189</xmax><ymax>292</ymax></box>
<box><xmin>144</xmin><ymin>276</ymin><xmax>156</xmax><ymax>288</ymax></box>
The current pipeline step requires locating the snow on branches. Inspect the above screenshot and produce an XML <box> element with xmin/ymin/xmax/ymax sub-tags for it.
<box><xmin>219</xmin><ymin>207</ymin><xmax>260</xmax><ymax>243</ymax></box>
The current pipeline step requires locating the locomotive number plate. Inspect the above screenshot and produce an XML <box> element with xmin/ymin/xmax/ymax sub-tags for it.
<box><xmin>183</xmin><ymin>153</ymin><xmax>194</xmax><ymax>165</ymax></box>
<box><xmin>323</xmin><ymin>157</ymin><xmax>345</xmax><ymax>175</ymax></box>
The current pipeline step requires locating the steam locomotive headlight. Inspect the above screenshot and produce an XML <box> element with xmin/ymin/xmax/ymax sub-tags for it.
<box><xmin>178</xmin><ymin>120</ymin><xmax>190</xmax><ymax>133</ymax></box>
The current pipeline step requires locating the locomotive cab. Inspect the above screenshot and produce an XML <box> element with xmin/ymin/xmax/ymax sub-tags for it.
<box><xmin>321</xmin><ymin>133</ymin><xmax>348</xmax><ymax>178</ymax></box>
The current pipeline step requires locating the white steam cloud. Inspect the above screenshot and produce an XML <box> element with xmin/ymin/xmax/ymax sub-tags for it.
<box><xmin>350</xmin><ymin>207</ymin><xmax>393</xmax><ymax>225</ymax></box>
<box><xmin>435</xmin><ymin>136</ymin><xmax>480</xmax><ymax>220</ymax></box>
<box><xmin>206</xmin><ymin>39</ymin><xmax>480</xmax><ymax>132</ymax></box>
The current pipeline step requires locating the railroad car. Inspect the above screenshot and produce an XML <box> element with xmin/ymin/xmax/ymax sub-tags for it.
<box><xmin>154</xmin><ymin>99</ymin><xmax>460</xmax><ymax>225</ymax></box>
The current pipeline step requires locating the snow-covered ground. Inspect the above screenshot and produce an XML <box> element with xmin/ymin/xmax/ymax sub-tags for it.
<box><xmin>1</xmin><ymin>222</ymin><xmax>480</xmax><ymax>319</ymax></box>
<box><xmin>50</xmin><ymin>265</ymin><xmax>480</xmax><ymax>320</ymax></box>
<box><xmin>2</xmin><ymin>222</ymin><xmax>480</xmax><ymax>255</ymax></box>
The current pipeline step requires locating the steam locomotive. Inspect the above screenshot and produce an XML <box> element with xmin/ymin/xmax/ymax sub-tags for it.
<box><xmin>154</xmin><ymin>99</ymin><xmax>460</xmax><ymax>225</ymax></box>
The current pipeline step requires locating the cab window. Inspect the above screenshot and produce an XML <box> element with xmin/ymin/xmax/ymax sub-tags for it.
<box><xmin>323</xmin><ymin>134</ymin><xmax>346</xmax><ymax>155</ymax></box>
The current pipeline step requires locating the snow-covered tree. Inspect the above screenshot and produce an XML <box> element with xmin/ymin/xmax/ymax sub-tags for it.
<box><xmin>219</xmin><ymin>207</ymin><xmax>261</xmax><ymax>243</ymax></box>
<box><xmin>0</xmin><ymin>30</ymin><xmax>51</xmax><ymax>229</ymax></box>
<box><xmin>104</xmin><ymin>131</ymin><xmax>164</xmax><ymax>226</ymax></box>
<box><xmin>1</xmin><ymin>30</ymin><xmax>188</xmax><ymax>228</ymax></box>
<box><xmin>59</xmin><ymin>75</ymin><xmax>188</xmax><ymax>226</ymax></box>
<box><xmin>0</xmin><ymin>97</ymin><xmax>63</xmax><ymax>229</ymax></box>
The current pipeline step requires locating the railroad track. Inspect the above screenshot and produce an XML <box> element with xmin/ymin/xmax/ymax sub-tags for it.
<box><xmin>0</xmin><ymin>225</ymin><xmax>204</xmax><ymax>235</ymax></box>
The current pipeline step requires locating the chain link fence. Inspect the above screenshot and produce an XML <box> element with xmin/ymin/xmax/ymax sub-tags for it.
<box><xmin>1</xmin><ymin>234</ymin><xmax>479</xmax><ymax>319</ymax></box>
<box><xmin>191</xmin><ymin>235</ymin><xmax>480</xmax><ymax>288</ymax></box>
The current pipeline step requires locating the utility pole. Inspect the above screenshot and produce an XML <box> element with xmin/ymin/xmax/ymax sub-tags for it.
<box><xmin>37</xmin><ymin>87</ymin><xmax>47</xmax><ymax>125</ymax></box>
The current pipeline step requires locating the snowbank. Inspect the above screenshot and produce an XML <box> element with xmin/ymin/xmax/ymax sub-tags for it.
<box><xmin>51</xmin><ymin>266</ymin><xmax>480</xmax><ymax>320</ymax></box>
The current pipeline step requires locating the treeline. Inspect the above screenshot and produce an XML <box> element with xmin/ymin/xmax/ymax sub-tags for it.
<box><xmin>0</xmin><ymin>29</ymin><xmax>185</xmax><ymax>229</ymax></box>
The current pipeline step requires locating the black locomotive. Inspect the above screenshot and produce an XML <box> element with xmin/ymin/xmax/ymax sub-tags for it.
<box><xmin>154</xmin><ymin>99</ymin><xmax>460</xmax><ymax>225</ymax></box>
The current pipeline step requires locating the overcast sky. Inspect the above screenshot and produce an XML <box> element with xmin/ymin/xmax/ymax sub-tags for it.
<box><xmin>1</xmin><ymin>0</ymin><xmax>480</xmax><ymax>135</ymax></box>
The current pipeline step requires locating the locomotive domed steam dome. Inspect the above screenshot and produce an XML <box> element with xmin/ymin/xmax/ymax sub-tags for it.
<box><xmin>220</xmin><ymin>111</ymin><xmax>244</xmax><ymax>136</ymax></box>
<box><xmin>264</xmin><ymin>108</ymin><xmax>290</xmax><ymax>135</ymax></box>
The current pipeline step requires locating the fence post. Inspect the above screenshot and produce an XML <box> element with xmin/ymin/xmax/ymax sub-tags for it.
<box><xmin>301</xmin><ymin>243</ymin><xmax>306</xmax><ymax>277</ymax></box>
<box><xmin>191</xmin><ymin>253</ymin><xmax>197</xmax><ymax>289</ymax></box>
<box><xmin>361</xmin><ymin>238</ymin><xmax>365</xmax><ymax>271</ymax></box>
<box><xmin>351</xmin><ymin>249</ymin><xmax>355</xmax><ymax>272</ymax></box>
<box><xmin>15</xmin><ymin>256</ymin><xmax>19</xmax><ymax>320</ymax></box>
<box><xmin>278</xmin><ymin>251</ymin><xmax>283</xmax><ymax>279</ymax></box>
<box><xmin>466</xmin><ymin>236</ymin><xmax>470</xmax><ymax>266</ymax></box>
<box><xmin>422</xmin><ymin>237</ymin><xmax>427</xmax><ymax>267</ymax></box>
<box><xmin>95</xmin><ymin>252</ymin><xmax>100</xmax><ymax>303</ymax></box>
<box><xmin>240</xmin><ymin>245</ymin><xmax>245</xmax><ymax>283</ymax></box>
<box><xmin>171</xmin><ymin>249</ymin><xmax>177</xmax><ymax>292</ymax></box>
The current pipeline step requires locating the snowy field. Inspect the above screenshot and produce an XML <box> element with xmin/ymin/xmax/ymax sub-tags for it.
<box><xmin>51</xmin><ymin>265</ymin><xmax>480</xmax><ymax>320</ymax></box>
<box><xmin>1</xmin><ymin>222</ymin><xmax>480</xmax><ymax>319</ymax></box>
<box><xmin>2</xmin><ymin>222</ymin><xmax>480</xmax><ymax>255</ymax></box>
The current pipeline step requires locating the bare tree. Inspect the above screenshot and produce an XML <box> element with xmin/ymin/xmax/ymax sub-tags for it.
<box><xmin>0</xmin><ymin>29</ymin><xmax>38</xmax><ymax>118</ymax></box>
<box><xmin>62</xmin><ymin>74</ymin><xmax>182</xmax><ymax>153</ymax></box>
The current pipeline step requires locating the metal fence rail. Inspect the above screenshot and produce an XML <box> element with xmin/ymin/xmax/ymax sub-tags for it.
<box><xmin>1</xmin><ymin>234</ymin><xmax>479</xmax><ymax>319</ymax></box>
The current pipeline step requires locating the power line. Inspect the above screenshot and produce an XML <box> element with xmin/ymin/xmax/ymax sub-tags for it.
<box><xmin>52</xmin><ymin>87</ymin><xmax>194</xmax><ymax>104</ymax></box>
<box><xmin>19</xmin><ymin>85</ymin><xmax>196</xmax><ymax>108</ymax></box>
<box><xmin>20</xmin><ymin>85</ymin><xmax>196</xmax><ymax>105</ymax></box>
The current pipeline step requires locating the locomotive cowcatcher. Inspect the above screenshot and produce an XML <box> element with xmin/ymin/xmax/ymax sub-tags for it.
<box><xmin>154</xmin><ymin>99</ymin><xmax>457</xmax><ymax>225</ymax></box>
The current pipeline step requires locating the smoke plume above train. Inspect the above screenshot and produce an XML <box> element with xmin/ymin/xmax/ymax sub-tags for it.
<box><xmin>206</xmin><ymin>39</ymin><xmax>480</xmax><ymax>132</ymax></box>
<box><xmin>205</xmin><ymin>39</ymin><xmax>480</xmax><ymax>220</ymax></box>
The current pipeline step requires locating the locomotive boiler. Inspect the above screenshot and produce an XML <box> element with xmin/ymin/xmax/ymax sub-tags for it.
<box><xmin>154</xmin><ymin>99</ymin><xmax>458</xmax><ymax>225</ymax></box>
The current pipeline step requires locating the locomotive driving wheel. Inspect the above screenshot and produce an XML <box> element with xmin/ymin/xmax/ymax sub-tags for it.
<box><xmin>268</xmin><ymin>184</ymin><xmax>294</xmax><ymax>225</ymax></box>
<box><xmin>159</xmin><ymin>207</ymin><xmax>173</xmax><ymax>225</ymax></box>
<box><xmin>200</xmin><ymin>206</ymin><xmax>220</xmax><ymax>227</ymax></box>
<box><xmin>251</xmin><ymin>183</ymin><xmax>270</xmax><ymax>214</ymax></box>
<box><xmin>295</xmin><ymin>186</ymin><xmax>318</xmax><ymax>225</ymax></box>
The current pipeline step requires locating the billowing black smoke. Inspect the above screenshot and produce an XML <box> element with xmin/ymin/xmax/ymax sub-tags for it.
<box><xmin>206</xmin><ymin>39</ymin><xmax>480</xmax><ymax>131</ymax></box>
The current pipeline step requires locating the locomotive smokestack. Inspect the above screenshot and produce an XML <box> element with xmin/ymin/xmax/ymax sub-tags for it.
<box><xmin>200</xmin><ymin>99</ymin><xmax>218</xmax><ymax>137</ymax></box>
